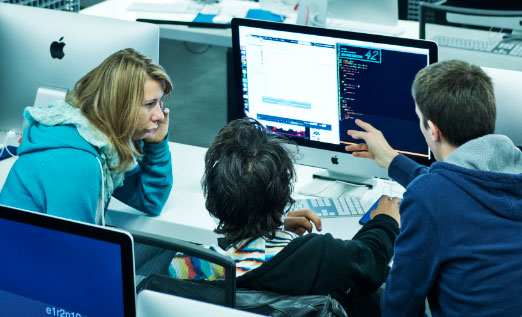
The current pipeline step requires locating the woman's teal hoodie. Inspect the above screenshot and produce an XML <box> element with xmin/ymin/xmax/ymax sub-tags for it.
<box><xmin>0</xmin><ymin>103</ymin><xmax>172</xmax><ymax>224</ymax></box>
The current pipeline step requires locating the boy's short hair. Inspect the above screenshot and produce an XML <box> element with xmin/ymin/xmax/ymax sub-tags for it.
<box><xmin>202</xmin><ymin>118</ymin><xmax>296</xmax><ymax>244</ymax></box>
<box><xmin>412</xmin><ymin>60</ymin><xmax>496</xmax><ymax>146</ymax></box>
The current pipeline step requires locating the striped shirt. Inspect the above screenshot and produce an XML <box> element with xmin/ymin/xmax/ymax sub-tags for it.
<box><xmin>169</xmin><ymin>230</ymin><xmax>298</xmax><ymax>280</ymax></box>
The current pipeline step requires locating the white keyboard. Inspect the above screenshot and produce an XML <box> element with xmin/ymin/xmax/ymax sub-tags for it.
<box><xmin>293</xmin><ymin>196</ymin><xmax>365</xmax><ymax>218</ymax></box>
<box><xmin>127</xmin><ymin>1</ymin><xmax>221</xmax><ymax>15</ymax></box>
<box><xmin>432</xmin><ymin>35</ymin><xmax>522</xmax><ymax>57</ymax></box>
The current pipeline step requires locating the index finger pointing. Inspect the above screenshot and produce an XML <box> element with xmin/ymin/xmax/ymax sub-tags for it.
<box><xmin>354</xmin><ymin>119</ymin><xmax>377</xmax><ymax>133</ymax></box>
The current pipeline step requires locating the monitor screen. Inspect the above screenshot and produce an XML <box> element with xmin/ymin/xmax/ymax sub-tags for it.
<box><xmin>231</xmin><ymin>19</ymin><xmax>437</xmax><ymax>186</ymax></box>
<box><xmin>0</xmin><ymin>205</ymin><xmax>135</xmax><ymax>317</ymax></box>
<box><xmin>0</xmin><ymin>3</ymin><xmax>160</xmax><ymax>136</ymax></box>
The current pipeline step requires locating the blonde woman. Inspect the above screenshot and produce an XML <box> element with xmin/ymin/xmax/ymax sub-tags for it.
<box><xmin>0</xmin><ymin>48</ymin><xmax>173</xmax><ymax>225</ymax></box>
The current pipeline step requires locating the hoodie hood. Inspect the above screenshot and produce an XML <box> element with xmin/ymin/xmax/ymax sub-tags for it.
<box><xmin>432</xmin><ymin>134</ymin><xmax>522</xmax><ymax>220</ymax></box>
<box><xmin>19</xmin><ymin>101</ymin><xmax>136</xmax><ymax>205</ymax></box>
<box><xmin>18</xmin><ymin>122</ymin><xmax>100</xmax><ymax>158</ymax></box>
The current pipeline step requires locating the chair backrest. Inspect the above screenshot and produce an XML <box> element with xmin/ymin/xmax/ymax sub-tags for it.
<box><xmin>130</xmin><ymin>228</ymin><xmax>236</xmax><ymax>307</ymax></box>
<box><xmin>131</xmin><ymin>229</ymin><xmax>348</xmax><ymax>317</ymax></box>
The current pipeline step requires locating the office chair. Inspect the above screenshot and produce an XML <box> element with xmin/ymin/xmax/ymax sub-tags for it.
<box><xmin>128</xmin><ymin>229</ymin><xmax>347</xmax><ymax>316</ymax></box>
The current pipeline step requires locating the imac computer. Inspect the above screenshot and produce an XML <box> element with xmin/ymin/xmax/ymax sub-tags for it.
<box><xmin>483</xmin><ymin>66</ymin><xmax>522</xmax><ymax>148</ymax></box>
<box><xmin>0</xmin><ymin>3</ymin><xmax>160</xmax><ymax>136</ymax></box>
<box><xmin>306</xmin><ymin>0</ymin><xmax>401</xmax><ymax>36</ymax></box>
<box><xmin>231</xmin><ymin>18</ymin><xmax>437</xmax><ymax>188</ymax></box>
<box><xmin>327</xmin><ymin>0</ymin><xmax>399</xmax><ymax>27</ymax></box>
<box><xmin>0</xmin><ymin>204</ymin><xmax>136</xmax><ymax>316</ymax></box>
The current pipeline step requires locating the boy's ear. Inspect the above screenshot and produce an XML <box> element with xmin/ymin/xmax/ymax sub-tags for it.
<box><xmin>427</xmin><ymin>120</ymin><xmax>442</xmax><ymax>142</ymax></box>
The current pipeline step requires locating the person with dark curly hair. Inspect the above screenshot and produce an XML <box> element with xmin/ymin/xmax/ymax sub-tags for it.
<box><xmin>169</xmin><ymin>117</ymin><xmax>400</xmax><ymax>316</ymax></box>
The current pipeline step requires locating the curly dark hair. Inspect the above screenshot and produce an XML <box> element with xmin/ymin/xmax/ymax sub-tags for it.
<box><xmin>202</xmin><ymin>118</ymin><xmax>297</xmax><ymax>245</ymax></box>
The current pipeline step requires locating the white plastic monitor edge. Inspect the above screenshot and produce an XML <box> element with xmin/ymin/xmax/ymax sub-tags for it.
<box><xmin>137</xmin><ymin>290</ymin><xmax>262</xmax><ymax>316</ymax></box>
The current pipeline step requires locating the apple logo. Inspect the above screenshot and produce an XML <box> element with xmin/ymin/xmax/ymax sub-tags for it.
<box><xmin>50</xmin><ymin>37</ymin><xmax>66</xmax><ymax>59</ymax></box>
<box><xmin>331</xmin><ymin>156</ymin><xmax>339</xmax><ymax>165</ymax></box>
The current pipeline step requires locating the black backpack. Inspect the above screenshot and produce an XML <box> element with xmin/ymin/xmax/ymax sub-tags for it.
<box><xmin>137</xmin><ymin>273</ymin><xmax>347</xmax><ymax>317</ymax></box>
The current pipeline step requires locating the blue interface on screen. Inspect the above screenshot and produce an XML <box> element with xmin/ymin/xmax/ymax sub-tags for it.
<box><xmin>0</xmin><ymin>218</ymin><xmax>125</xmax><ymax>317</ymax></box>
<box><xmin>238</xmin><ymin>27</ymin><xmax>431</xmax><ymax>158</ymax></box>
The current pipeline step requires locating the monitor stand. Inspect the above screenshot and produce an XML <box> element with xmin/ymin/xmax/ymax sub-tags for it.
<box><xmin>33</xmin><ymin>85</ymin><xmax>68</xmax><ymax>107</ymax></box>
<box><xmin>313</xmin><ymin>170</ymin><xmax>376</xmax><ymax>188</ymax></box>
<box><xmin>297</xmin><ymin>170</ymin><xmax>375</xmax><ymax>198</ymax></box>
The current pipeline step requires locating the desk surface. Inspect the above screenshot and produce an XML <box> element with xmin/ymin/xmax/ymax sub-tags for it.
<box><xmin>105</xmin><ymin>142</ymin><xmax>404</xmax><ymax>244</ymax></box>
<box><xmin>80</xmin><ymin>0</ymin><xmax>418</xmax><ymax>47</ymax></box>
<box><xmin>81</xmin><ymin>0</ymin><xmax>246</xmax><ymax>47</ymax></box>
<box><xmin>81</xmin><ymin>0</ymin><xmax>522</xmax><ymax>70</ymax></box>
<box><xmin>0</xmin><ymin>142</ymin><xmax>404</xmax><ymax>245</ymax></box>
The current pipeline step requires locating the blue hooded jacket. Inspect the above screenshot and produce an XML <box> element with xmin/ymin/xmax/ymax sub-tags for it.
<box><xmin>0</xmin><ymin>122</ymin><xmax>173</xmax><ymax>224</ymax></box>
<box><xmin>381</xmin><ymin>135</ymin><xmax>522</xmax><ymax>316</ymax></box>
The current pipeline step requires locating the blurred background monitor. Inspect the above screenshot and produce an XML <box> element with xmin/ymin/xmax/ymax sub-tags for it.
<box><xmin>443</xmin><ymin>0</ymin><xmax>522</xmax><ymax>36</ymax></box>
<box><xmin>327</xmin><ymin>0</ymin><xmax>399</xmax><ymax>27</ymax></box>
<box><xmin>483</xmin><ymin>66</ymin><xmax>522</xmax><ymax>148</ymax></box>
<box><xmin>0</xmin><ymin>3</ymin><xmax>159</xmax><ymax>136</ymax></box>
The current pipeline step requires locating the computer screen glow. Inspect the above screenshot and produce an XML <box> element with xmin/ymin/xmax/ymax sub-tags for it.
<box><xmin>239</xmin><ymin>26</ymin><xmax>433</xmax><ymax>157</ymax></box>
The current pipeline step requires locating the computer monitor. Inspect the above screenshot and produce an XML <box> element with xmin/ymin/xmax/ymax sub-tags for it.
<box><xmin>442</xmin><ymin>0</ymin><xmax>522</xmax><ymax>37</ymax></box>
<box><xmin>327</xmin><ymin>0</ymin><xmax>398</xmax><ymax>27</ymax></box>
<box><xmin>0</xmin><ymin>3</ymin><xmax>160</xmax><ymax>136</ymax></box>
<box><xmin>0</xmin><ymin>204</ymin><xmax>136</xmax><ymax>316</ymax></box>
<box><xmin>231</xmin><ymin>18</ymin><xmax>437</xmax><ymax>187</ymax></box>
<box><xmin>483</xmin><ymin>66</ymin><xmax>522</xmax><ymax>148</ymax></box>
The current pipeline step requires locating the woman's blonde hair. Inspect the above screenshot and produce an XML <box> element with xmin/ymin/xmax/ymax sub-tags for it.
<box><xmin>67</xmin><ymin>48</ymin><xmax>173</xmax><ymax>172</ymax></box>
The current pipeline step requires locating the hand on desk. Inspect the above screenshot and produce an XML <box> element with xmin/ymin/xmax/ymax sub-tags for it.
<box><xmin>345</xmin><ymin>119</ymin><xmax>398</xmax><ymax>171</ymax></box>
<box><xmin>284</xmin><ymin>209</ymin><xmax>322</xmax><ymax>236</ymax></box>
<box><xmin>371</xmin><ymin>195</ymin><xmax>401</xmax><ymax>227</ymax></box>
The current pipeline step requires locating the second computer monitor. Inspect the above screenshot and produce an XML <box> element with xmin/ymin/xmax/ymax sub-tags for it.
<box><xmin>231</xmin><ymin>18</ymin><xmax>438</xmax><ymax>185</ymax></box>
<box><xmin>0</xmin><ymin>3</ymin><xmax>160</xmax><ymax>135</ymax></box>
<box><xmin>327</xmin><ymin>0</ymin><xmax>399</xmax><ymax>26</ymax></box>
<box><xmin>0</xmin><ymin>205</ymin><xmax>136</xmax><ymax>316</ymax></box>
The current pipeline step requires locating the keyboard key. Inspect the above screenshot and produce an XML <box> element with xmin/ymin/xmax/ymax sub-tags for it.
<box><xmin>292</xmin><ymin>197</ymin><xmax>365</xmax><ymax>218</ymax></box>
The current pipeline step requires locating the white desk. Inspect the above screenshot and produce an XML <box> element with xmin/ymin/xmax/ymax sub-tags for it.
<box><xmin>80</xmin><ymin>0</ymin><xmax>251</xmax><ymax>47</ymax></box>
<box><xmin>104</xmin><ymin>142</ymin><xmax>402</xmax><ymax>244</ymax></box>
<box><xmin>81</xmin><ymin>0</ymin><xmax>522</xmax><ymax>71</ymax></box>
<box><xmin>80</xmin><ymin>0</ymin><xmax>418</xmax><ymax>47</ymax></box>
<box><xmin>0</xmin><ymin>142</ymin><xmax>404</xmax><ymax>245</ymax></box>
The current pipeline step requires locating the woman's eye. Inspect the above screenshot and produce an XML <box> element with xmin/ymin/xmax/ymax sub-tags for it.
<box><xmin>145</xmin><ymin>102</ymin><xmax>155</xmax><ymax>108</ymax></box>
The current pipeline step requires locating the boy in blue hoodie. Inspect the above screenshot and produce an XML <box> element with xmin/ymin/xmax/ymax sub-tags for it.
<box><xmin>346</xmin><ymin>60</ymin><xmax>522</xmax><ymax>316</ymax></box>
